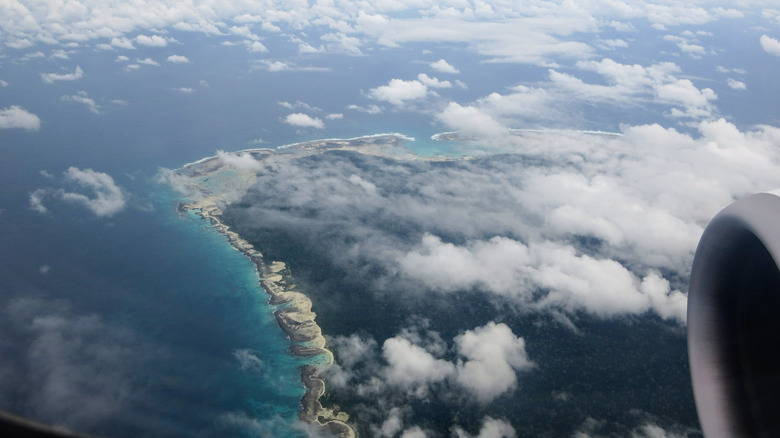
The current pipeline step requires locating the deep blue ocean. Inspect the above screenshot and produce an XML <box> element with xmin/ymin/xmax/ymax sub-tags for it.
<box><xmin>0</xmin><ymin>33</ymin><xmax>453</xmax><ymax>435</ymax></box>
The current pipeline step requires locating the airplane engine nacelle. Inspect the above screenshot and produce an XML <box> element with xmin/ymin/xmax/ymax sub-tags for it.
<box><xmin>689</xmin><ymin>192</ymin><xmax>780</xmax><ymax>438</ymax></box>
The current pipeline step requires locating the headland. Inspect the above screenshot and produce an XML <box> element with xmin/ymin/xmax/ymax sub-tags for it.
<box><xmin>171</xmin><ymin>134</ymin><xmax>419</xmax><ymax>437</ymax></box>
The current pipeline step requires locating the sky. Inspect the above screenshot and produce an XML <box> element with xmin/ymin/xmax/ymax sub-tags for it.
<box><xmin>3</xmin><ymin>0</ymin><xmax>780</xmax><ymax>437</ymax></box>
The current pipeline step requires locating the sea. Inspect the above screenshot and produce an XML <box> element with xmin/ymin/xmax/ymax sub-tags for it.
<box><xmin>0</xmin><ymin>37</ymin><xmax>456</xmax><ymax>435</ymax></box>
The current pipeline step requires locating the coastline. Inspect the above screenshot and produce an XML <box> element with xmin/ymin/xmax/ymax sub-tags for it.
<box><xmin>169</xmin><ymin>133</ymin><xmax>431</xmax><ymax>437</ymax></box>
<box><xmin>180</xmin><ymin>200</ymin><xmax>356</xmax><ymax>437</ymax></box>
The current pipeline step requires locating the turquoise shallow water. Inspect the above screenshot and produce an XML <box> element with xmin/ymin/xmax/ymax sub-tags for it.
<box><xmin>143</xmin><ymin>184</ymin><xmax>312</xmax><ymax>437</ymax></box>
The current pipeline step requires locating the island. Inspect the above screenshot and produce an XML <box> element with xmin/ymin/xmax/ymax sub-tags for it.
<box><xmin>172</xmin><ymin>134</ymin><xmax>421</xmax><ymax>437</ymax></box>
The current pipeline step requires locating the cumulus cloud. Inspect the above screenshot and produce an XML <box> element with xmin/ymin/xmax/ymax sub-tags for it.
<box><xmin>135</xmin><ymin>34</ymin><xmax>168</xmax><ymax>47</ymax></box>
<box><xmin>216</xmin><ymin>150</ymin><xmax>264</xmax><ymax>172</ymax></box>
<box><xmin>454</xmin><ymin>322</ymin><xmax>533</xmax><ymax>402</ymax></box>
<box><xmin>760</xmin><ymin>35</ymin><xmax>780</xmax><ymax>56</ymax></box>
<box><xmin>29</xmin><ymin>189</ymin><xmax>48</xmax><ymax>214</ymax></box>
<box><xmin>727</xmin><ymin>78</ymin><xmax>746</xmax><ymax>90</ymax></box>
<box><xmin>137</xmin><ymin>57</ymin><xmax>159</xmax><ymax>66</ymax></box>
<box><xmin>284</xmin><ymin>113</ymin><xmax>325</xmax><ymax>129</ymax></box>
<box><xmin>337</xmin><ymin>322</ymin><xmax>531</xmax><ymax>403</ymax></box>
<box><xmin>33</xmin><ymin>168</ymin><xmax>126</xmax><ymax>217</ymax></box>
<box><xmin>58</xmin><ymin>167</ymin><xmax>126</xmax><ymax>217</ymax></box>
<box><xmin>41</xmin><ymin>66</ymin><xmax>84</xmax><ymax>84</ymax></box>
<box><xmin>61</xmin><ymin>91</ymin><xmax>100</xmax><ymax>114</ymax></box>
<box><xmin>437</xmin><ymin>102</ymin><xmax>509</xmax><ymax>137</ymax></box>
<box><xmin>110</xmin><ymin>37</ymin><xmax>135</xmax><ymax>50</ymax></box>
<box><xmin>167</xmin><ymin>54</ymin><xmax>190</xmax><ymax>63</ymax></box>
<box><xmin>369</xmin><ymin>79</ymin><xmax>428</xmax><ymax>105</ymax></box>
<box><xmin>453</xmin><ymin>417</ymin><xmax>517</xmax><ymax>438</ymax></box>
<box><xmin>382</xmin><ymin>336</ymin><xmax>455</xmax><ymax>396</ymax></box>
<box><xmin>246</xmin><ymin>41</ymin><xmax>268</xmax><ymax>52</ymax></box>
<box><xmin>430</xmin><ymin>59</ymin><xmax>459</xmax><ymax>74</ymax></box>
<box><xmin>436</xmin><ymin>58</ymin><xmax>721</xmax><ymax>130</ymax></box>
<box><xmin>417</xmin><ymin>73</ymin><xmax>451</xmax><ymax>88</ymax></box>
<box><xmin>0</xmin><ymin>105</ymin><xmax>41</xmax><ymax>130</ymax></box>
<box><xmin>397</xmin><ymin>235</ymin><xmax>685</xmax><ymax>321</ymax></box>
<box><xmin>663</xmin><ymin>35</ymin><xmax>707</xmax><ymax>58</ymax></box>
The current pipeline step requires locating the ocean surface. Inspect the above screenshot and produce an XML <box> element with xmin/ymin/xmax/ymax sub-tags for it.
<box><xmin>0</xmin><ymin>167</ymin><xmax>319</xmax><ymax>436</ymax></box>
<box><xmin>0</xmin><ymin>40</ymin><xmax>453</xmax><ymax>433</ymax></box>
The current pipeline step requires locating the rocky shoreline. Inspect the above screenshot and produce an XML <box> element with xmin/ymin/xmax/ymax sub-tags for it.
<box><xmin>169</xmin><ymin>134</ymin><xmax>418</xmax><ymax>437</ymax></box>
<box><xmin>180</xmin><ymin>201</ymin><xmax>355</xmax><ymax>437</ymax></box>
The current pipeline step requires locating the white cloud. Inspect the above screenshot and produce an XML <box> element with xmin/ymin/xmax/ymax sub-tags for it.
<box><xmin>400</xmin><ymin>426</ymin><xmax>428</xmax><ymax>438</ymax></box>
<box><xmin>713</xmin><ymin>7</ymin><xmax>744</xmax><ymax>18</ymax></box>
<box><xmin>376</xmin><ymin>322</ymin><xmax>532</xmax><ymax>402</ymax></box>
<box><xmin>448</xmin><ymin>58</ymin><xmax>720</xmax><ymax>125</ymax></box>
<box><xmin>246</xmin><ymin>41</ymin><xmax>268</xmax><ymax>52</ymax></box>
<box><xmin>0</xmin><ymin>106</ymin><xmax>41</xmax><ymax>130</ymax></box>
<box><xmin>417</xmin><ymin>73</ymin><xmax>451</xmax><ymax>88</ymax></box>
<box><xmin>453</xmin><ymin>417</ymin><xmax>517</xmax><ymax>438</ymax></box>
<box><xmin>0</xmin><ymin>80</ymin><xmax>8</xmax><ymax>87</ymax></box>
<box><xmin>430</xmin><ymin>59</ymin><xmax>459</xmax><ymax>74</ymax></box>
<box><xmin>135</xmin><ymin>34</ymin><xmax>168</xmax><ymax>47</ymax></box>
<box><xmin>347</xmin><ymin>104</ymin><xmax>383</xmax><ymax>114</ymax></box>
<box><xmin>7</xmin><ymin>39</ymin><xmax>34</xmax><ymax>49</ymax></box>
<box><xmin>29</xmin><ymin>189</ymin><xmax>48</xmax><ymax>213</ymax></box>
<box><xmin>596</xmin><ymin>38</ymin><xmax>628</xmax><ymax>50</ymax></box>
<box><xmin>663</xmin><ymin>35</ymin><xmax>707</xmax><ymax>58</ymax></box>
<box><xmin>369</xmin><ymin>79</ymin><xmax>428</xmax><ymax>105</ymax></box>
<box><xmin>137</xmin><ymin>58</ymin><xmax>159</xmax><ymax>66</ymax></box>
<box><xmin>168</xmin><ymin>87</ymin><xmax>194</xmax><ymax>93</ymax></box>
<box><xmin>727</xmin><ymin>78</ymin><xmax>746</xmax><ymax>90</ymax></box>
<box><xmin>114</xmin><ymin>55</ymin><xmax>129</xmax><ymax>62</ymax></box>
<box><xmin>454</xmin><ymin>322</ymin><xmax>533</xmax><ymax>403</ymax></box>
<box><xmin>32</xmin><ymin>168</ymin><xmax>126</xmax><ymax>217</ymax></box>
<box><xmin>167</xmin><ymin>54</ymin><xmax>190</xmax><ymax>64</ymax></box>
<box><xmin>252</xmin><ymin>60</ymin><xmax>330</xmax><ymax>72</ymax></box>
<box><xmin>398</xmin><ymin>234</ymin><xmax>687</xmax><ymax>322</ymax></box>
<box><xmin>41</xmin><ymin>66</ymin><xmax>84</xmax><ymax>84</ymax></box>
<box><xmin>264</xmin><ymin>61</ymin><xmax>290</xmax><ymax>72</ymax></box>
<box><xmin>630</xmin><ymin>423</ymin><xmax>688</xmax><ymax>438</ymax></box>
<box><xmin>760</xmin><ymin>35</ymin><xmax>780</xmax><ymax>56</ymax></box>
<box><xmin>58</xmin><ymin>167</ymin><xmax>126</xmax><ymax>217</ymax></box>
<box><xmin>326</xmin><ymin>113</ymin><xmax>344</xmax><ymax>120</ymax></box>
<box><xmin>278</xmin><ymin>101</ymin><xmax>321</xmax><ymax>112</ymax></box>
<box><xmin>110</xmin><ymin>37</ymin><xmax>135</xmax><ymax>50</ymax></box>
<box><xmin>216</xmin><ymin>150</ymin><xmax>264</xmax><ymax>172</ymax></box>
<box><xmin>284</xmin><ymin>113</ymin><xmax>325</xmax><ymax>129</ymax></box>
<box><xmin>437</xmin><ymin>102</ymin><xmax>509</xmax><ymax>138</ymax></box>
<box><xmin>61</xmin><ymin>91</ymin><xmax>100</xmax><ymax>114</ymax></box>
<box><xmin>382</xmin><ymin>336</ymin><xmax>455</xmax><ymax>396</ymax></box>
